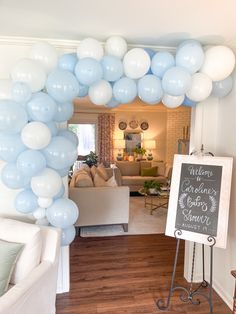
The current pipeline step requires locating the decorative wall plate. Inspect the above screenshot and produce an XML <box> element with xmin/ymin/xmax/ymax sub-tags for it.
<box><xmin>118</xmin><ymin>121</ymin><xmax>127</xmax><ymax>130</ymax></box>
<box><xmin>129</xmin><ymin>120</ymin><xmax>139</xmax><ymax>129</ymax></box>
<box><xmin>140</xmin><ymin>121</ymin><xmax>149</xmax><ymax>130</ymax></box>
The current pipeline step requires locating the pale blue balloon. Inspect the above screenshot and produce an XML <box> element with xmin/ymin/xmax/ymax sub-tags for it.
<box><xmin>211</xmin><ymin>75</ymin><xmax>233</xmax><ymax>98</ymax></box>
<box><xmin>113</xmin><ymin>77</ymin><xmax>137</xmax><ymax>103</ymax></box>
<box><xmin>78</xmin><ymin>84</ymin><xmax>89</xmax><ymax>97</ymax></box>
<box><xmin>0</xmin><ymin>100</ymin><xmax>28</xmax><ymax>134</ymax></box>
<box><xmin>0</xmin><ymin>133</ymin><xmax>26</xmax><ymax>162</ymax></box>
<box><xmin>58</xmin><ymin>53</ymin><xmax>78</xmax><ymax>72</ymax></box>
<box><xmin>46</xmin><ymin>198</ymin><xmax>79</xmax><ymax>228</ymax></box>
<box><xmin>58</xmin><ymin>129</ymin><xmax>78</xmax><ymax>146</ymax></box>
<box><xmin>74</xmin><ymin>58</ymin><xmax>103</xmax><ymax>86</ymax></box>
<box><xmin>138</xmin><ymin>75</ymin><xmax>163</xmax><ymax>104</ymax></box>
<box><xmin>54</xmin><ymin>184</ymin><xmax>65</xmax><ymax>199</ymax></box>
<box><xmin>162</xmin><ymin>66</ymin><xmax>192</xmax><ymax>96</ymax></box>
<box><xmin>106</xmin><ymin>97</ymin><xmax>120</xmax><ymax>108</ymax></box>
<box><xmin>101</xmin><ymin>55</ymin><xmax>123</xmax><ymax>82</ymax></box>
<box><xmin>53</xmin><ymin>102</ymin><xmax>74</xmax><ymax>122</ymax></box>
<box><xmin>151</xmin><ymin>52</ymin><xmax>175</xmax><ymax>78</ymax></box>
<box><xmin>144</xmin><ymin>48</ymin><xmax>156</xmax><ymax>59</ymax></box>
<box><xmin>11</xmin><ymin>82</ymin><xmax>32</xmax><ymax>103</ymax></box>
<box><xmin>17</xmin><ymin>149</ymin><xmax>46</xmax><ymax>177</ymax></box>
<box><xmin>61</xmin><ymin>225</ymin><xmax>76</xmax><ymax>246</ymax></box>
<box><xmin>45</xmin><ymin>121</ymin><xmax>58</xmax><ymax>136</ymax></box>
<box><xmin>1</xmin><ymin>163</ymin><xmax>30</xmax><ymax>189</ymax></box>
<box><xmin>183</xmin><ymin>96</ymin><xmax>197</xmax><ymax>107</ymax></box>
<box><xmin>56</xmin><ymin>167</ymin><xmax>70</xmax><ymax>177</ymax></box>
<box><xmin>46</xmin><ymin>69</ymin><xmax>79</xmax><ymax>102</ymax></box>
<box><xmin>176</xmin><ymin>40</ymin><xmax>204</xmax><ymax>74</ymax></box>
<box><xmin>42</xmin><ymin>136</ymin><xmax>77</xmax><ymax>170</ymax></box>
<box><xmin>15</xmin><ymin>189</ymin><xmax>38</xmax><ymax>213</ymax></box>
<box><xmin>26</xmin><ymin>92</ymin><xmax>57</xmax><ymax>123</ymax></box>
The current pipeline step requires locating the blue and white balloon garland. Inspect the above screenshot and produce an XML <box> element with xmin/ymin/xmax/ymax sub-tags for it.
<box><xmin>0</xmin><ymin>37</ymin><xmax>235</xmax><ymax>247</ymax></box>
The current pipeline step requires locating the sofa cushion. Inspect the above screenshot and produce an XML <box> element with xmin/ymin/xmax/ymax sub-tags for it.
<box><xmin>0</xmin><ymin>218</ymin><xmax>42</xmax><ymax>284</ymax></box>
<box><xmin>75</xmin><ymin>170</ymin><xmax>94</xmax><ymax>187</ymax></box>
<box><xmin>0</xmin><ymin>239</ymin><xmax>24</xmax><ymax>296</ymax></box>
<box><xmin>94</xmin><ymin>173</ymin><xmax>118</xmax><ymax>187</ymax></box>
<box><xmin>141</xmin><ymin>166</ymin><xmax>158</xmax><ymax>177</ymax></box>
<box><xmin>96</xmin><ymin>164</ymin><xmax>109</xmax><ymax>181</ymax></box>
<box><xmin>122</xmin><ymin>175</ymin><xmax>167</xmax><ymax>186</ymax></box>
<box><xmin>152</xmin><ymin>161</ymin><xmax>165</xmax><ymax>176</ymax></box>
<box><xmin>116</xmin><ymin>161</ymin><xmax>140</xmax><ymax>176</ymax></box>
<box><xmin>140</xmin><ymin>161</ymin><xmax>152</xmax><ymax>170</ymax></box>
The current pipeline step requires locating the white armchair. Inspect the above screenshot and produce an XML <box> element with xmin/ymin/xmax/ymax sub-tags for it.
<box><xmin>0</xmin><ymin>218</ymin><xmax>61</xmax><ymax>314</ymax></box>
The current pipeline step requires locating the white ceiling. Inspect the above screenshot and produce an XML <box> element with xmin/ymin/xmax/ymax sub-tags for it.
<box><xmin>0</xmin><ymin>0</ymin><xmax>236</xmax><ymax>50</ymax></box>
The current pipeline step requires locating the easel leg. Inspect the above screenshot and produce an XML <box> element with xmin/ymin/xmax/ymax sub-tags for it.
<box><xmin>209</xmin><ymin>245</ymin><xmax>213</xmax><ymax>314</ymax></box>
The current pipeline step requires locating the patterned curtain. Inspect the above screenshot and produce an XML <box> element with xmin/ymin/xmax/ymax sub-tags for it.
<box><xmin>97</xmin><ymin>113</ymin><xmax>115</xmax><ymax>166</ymax></box>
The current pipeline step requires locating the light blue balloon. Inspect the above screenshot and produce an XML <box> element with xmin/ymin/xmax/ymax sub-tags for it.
<box><xmin>74</xmin><ymin>58</ymin><xmax>103</xmax><ymax>86</ymax></box>
<box><xmin>42</xmin><ymin>136</ymin><xmax>77</xmax><ymax>170</ymax></box>
<box><xmin>101</xmin><ymin>55</ymin><xmax>123</xmax><ymax>82</ymax></box>
<box><xmin>176</xmin><ymin>40</ymin><xmax>204</xmax><ymax>74</ymax></box>
<box><xmin>183</xmin><ymin>96</ymin><xmax>197</xmax><ymax>107</ymax></box>
<box><xmin>61</xmin><ymin>225</ymin><xmax>76</xmax><ymax>246</ymax></box>
<box><xmin>46</xmin><ymin>69</ymin><xmax>79</xmax><ymax>102</ymax></box>
<box><xmin>17</xmin><ymin>149</ymin><xmax>46</xmax><ymax>177</ymax></box>
<box><xmin>113</xmin><ymin>77</ymin><xmax>137</xmax><ymax>103</ymax></box>
<box><xmin>45</xmin><ymin>121</ymin><xmax>58</xmax><ymax>136</ymax></box>
<box><xmin>54</xmin><ymin>184</ymin><xmax>65</xmax><ymax>199</ymax></box>
<box><xmin>144</xmin><ymin>48</ymin><xmax>156</xmax><ymax>59</ymax></box>
<box><xmin>58</xmin><ymin>53</ymin><xmax>78</xmax><ymax>72</ymax></box>
<box><xmin>78</xmin><ymin>84</ymin><xmax>89</xmax><ymax>97</ymax></box>
<box><xmin>15</xmin><ymin>189</ymin><xmax>38</xmax><ymax>213</ymax></box>
<box><xmin>0</xmin><ymin>133</ymin><xmax>26</xmax><ymax>162</ymax></box>
<box><xmin>1</xmin><ymin>163</ymin><xmax>30</xmax><ymax>189</ymax></box>
<box><xmin>54</xmin><ymin>102</ymin><xmax>74</xmax><ymax>122</ymax></box>
<box><xmin>56</xmin><ymin>166</ymin><xmax>70</xmax><ymax>177</ymax></box>
<box><xmin>0</xmin><ymin>100</ymin><xmax>28</xmax><ymax>134</ymax></box>
<box><xmin>26</xmin><ymin>92</ymin><xmax>57</xmax><ymax>123</ymax></box>
<box><xmin>106</xmin><ymin>97</ymin><xmax>120</xmax><ymax>108</ymax></box>
<box><xmin>58</xmin><ymin>129</ymin><xmax>78</xmax><ymax>146</ymax></box>
<box><xmin>11</xmin><ymin>82</ymin><xmax>32</xmax><ymax>103</ymax></box>
<box><xmin>162</xmin><ymin>66</ymin><xmax>192</xmax><ymax>96</ymax></box>
<box><xmin>138</xmin><ymin>75</ymin><xmax>163</xmax><ymax>104</ymax></box>
<box><xmin>151</xmin><ymin>52</ymin><xmax>175</xmax><ymax>78</ymax></box>
<box><xmin>46</xmin><ymin>198</ymin><xmax>79</xmax><ymax>228</ymax></box>
<box><xmin>211</xmin><ymin>75</ymin><xmax>233</xmax><ymax>98</ymax></box>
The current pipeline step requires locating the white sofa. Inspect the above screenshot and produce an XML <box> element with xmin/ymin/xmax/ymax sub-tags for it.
<box><xmin>69</xmin><ymin>186</ymin><xmax>130</xmax><ymax>231</ymax></box>
<box><xmin>0</xmin><ymin>218</ymin><xmax>61</xmax><ymax>314</ymax></box>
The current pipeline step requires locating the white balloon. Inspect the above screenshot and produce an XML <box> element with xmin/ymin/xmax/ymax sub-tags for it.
<box><xmin>105</xmin><ymin>36</ymin><xmax>128</xmax><ymax>59</ymax></box>
<box><xmin>29</xmin><ymin>41</ymin><xmax>58</xmax><ymax>74</ymax></box>
<box><xmin>77</xmin><ymin>37</ymin><xmax>104</xmax><ymax>61</ymax></box>
<box><xmin>33</xmin><ymin>207</ymin><xmax>46</xmax><ymax>220</ymax></box>
<box><xmin>35</xmin><ymin>217</ymin><xmax>49</xmax><ymax>226</ymax></box>
<box><xmin>37</xmin><ymin>197</ymin><xmax>53</xmax><ymax>208</ymax></box>
<box><xmin>31</xmin><ymin>168</ymin><xmax>62</xmax><ymax>198</ymax></box>
<box><xmin>123</xmin><ymin>48</ymin><xmax>150</xmax><ymax>79</ymax></box>
<box><xmin>21</xmin><ymin>122</ymin><xmax>51</xmax><ymax>150</ymax></box>
<box><xmin>162</xmin><ymin>94</ymin><xmax>184</xmax><ymax>108</ymax></box>
<box><xmin>11</xmin><ymin>58</ymin><xmax>46</xmax><ymax>92</ymax></box>
<box><xmin>200</xmin><ymin>46</ymin><xmax>235</xmax><ymax>81</ymax></box>
<box><xmin>0</xmin><ymin>79</ymin><xmax>13</xmax><ymax>99</ymax></box>
<box><xmin>89</xmin><ymin>80</ymin><xmax>112</xmax><ymax>105</ymax></box>
<box><xmin>186</xmin><ymin>73</ymin><xmax>212</xmax><ymax>102</ymax></box>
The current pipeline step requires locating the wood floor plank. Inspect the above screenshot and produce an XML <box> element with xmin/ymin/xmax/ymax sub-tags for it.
<box><xmin>56</xmin><ymin>234</ymin><xmax>231</xmax><ymax>314</ymax></box>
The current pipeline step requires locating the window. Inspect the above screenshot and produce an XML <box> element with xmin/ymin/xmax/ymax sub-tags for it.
<box><xmin>68</xmin><ymin>123</ymin><xmax>96</xmax><ymax>156</ymax></box>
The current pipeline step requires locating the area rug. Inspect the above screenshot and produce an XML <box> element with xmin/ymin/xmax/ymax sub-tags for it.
<box><xmin>80</xmin><ymin>196</ymin><xmax>167</xmax><ymax>237</ymax></box>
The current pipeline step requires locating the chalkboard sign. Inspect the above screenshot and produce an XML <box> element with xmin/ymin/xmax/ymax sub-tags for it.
<box><xmin>165</xmin><ymin>155</ymin><xmax>233</xmax><ymax>248</ymax></box>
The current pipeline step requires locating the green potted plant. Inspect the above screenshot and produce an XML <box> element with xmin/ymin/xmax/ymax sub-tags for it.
<box><xmin>143</xmin><ymin>180</ymin><xmax>162</xmax><ymax>194</ymax></box>
<box><xmin>134</xmin><ymin>147</ymin><xmax>146</xmax><ymax>160</ymax></box>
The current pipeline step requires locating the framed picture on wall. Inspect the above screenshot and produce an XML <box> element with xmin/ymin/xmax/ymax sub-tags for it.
<box><xmin>165</xmin><ymin>154</ymin><xmax>233</xmax><ymax>249</ymax></box>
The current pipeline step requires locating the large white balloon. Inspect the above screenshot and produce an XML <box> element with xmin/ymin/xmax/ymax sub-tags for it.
<box><xmin>88</xmin><ymin>80</ymin><xmax>112</xmax><ymax>105</ymax></box>
<box><xmin>37</xmin><ymin>197</ymin><xmax>53</xmax><ymax>208</ymax></box>
<box><xmin>77</xmin><ymin>37</ymin><xmax>104</xmax><ymax>61</ymax></box>
<box><xmin>162</xmin><ymin>94</ymin><xmax>184</xmax><ymax>108</ymax></box>
<box><xmin>0</xmin><ymin>79</ymin><xmax>13</xmax><ymax>99</ymax></box>
<box><xmin>200</xmin><ymin>46</ymin><xmax>235</xmax><ymax>81</ymax></box>
<box><xmin>123</xmin><ymin>48</ymin><xmax>150</xmax><ymax>79</ymax></box>
<box><xmin>29</xmin><ymin>41</ymin><xmax>58</xmax><ymax>74</ymax></box>
<box><xmin>105</xmin><ymin>36</ymin><xmax>128</xmax><ymax>59</ymax></box>
<box><xmin>186</xmin><ymin>73</ymin><xmax>212</xmax><ymax>102</ymax></box>
<box><xmin>31</xmin><ymin>168</ymin><xmax>62</xmax><ymax>198</ymax></box>
<box><xmin>11</xmin><ymin>58</ymin><xmax>46</xmax><ymax>92</ymax></box>
<box><xmin>21</xmin><ymin>122</ymin><xmax>51</xmax><ymax>150</ymax></box>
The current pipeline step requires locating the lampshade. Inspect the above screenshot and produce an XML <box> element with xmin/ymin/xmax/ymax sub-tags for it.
<box><xmin>144</xmin><ymin>140</ymin><xmax>156</xmax><ymax>149</ymax></box>
<box><xmin>114</xmin><ymin>139</ymin><xmax>126</xmax><ymax>149</ymax></box>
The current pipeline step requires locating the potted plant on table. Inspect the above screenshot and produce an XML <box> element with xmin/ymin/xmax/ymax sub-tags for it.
<box><xmin>134</xmin><ymin>147</ymin><xmax>146</xmax><ymax>160</ymax></box>
<box><xmin>143</xmin><ymin>180</ymin><xmax>162</xmax><ymax>194</ymax></box>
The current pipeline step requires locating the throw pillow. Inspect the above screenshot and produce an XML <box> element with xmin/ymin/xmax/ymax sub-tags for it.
<box><xmin>93</xmin><ymin>173</ymin><xmax>118</xmax><ymax>187</ymax></box>
<box><xmin>75</xmin><ymin>170</ymin><xmax>94</xmax><ymax>187</ymax></box>
<box><xmin>90</xmin><ymin>165</ymin><xmax>97</xmax><ymax>179</ymax></box>
<box><xmin>96</xmin><ymin>164</ymin><xmax>109</xmax><ymax>181</ymax></box>
<box><xmin>0</xmin><ymin>239</ymin><xmax>24</xmax><ymax>296</ymax></box>
<box><xmin>141</xmin><ymin>166</ymin><xmax>158</xmax><ymax>177</ymax></box>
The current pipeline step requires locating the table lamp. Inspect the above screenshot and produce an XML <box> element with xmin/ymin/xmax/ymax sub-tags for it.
<box><xmin>144</xmin><ymin>140</ymin><xmax>156</xmax><ymax>161</ymax></box>
<box><xmin>114</xmin><ymin>139</ymin><xmax>126</xmax><ymax>161</ymax></box>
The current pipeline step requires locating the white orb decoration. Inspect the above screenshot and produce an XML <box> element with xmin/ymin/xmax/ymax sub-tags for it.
<box><xmin>11</xmin><ymin>58</ymin><xmax>46</xmax><ymax>92</ymax></box>
<box><xmin>33</xmin><ymin>207</ymin><xmax>46</xmax><ymax>220</ymax></box>
<box><xmin>200</xmin><ymin>46</ymin><xmax>235</xmax><ymax>81</ymax></box>
<box><xmin>29</xmin><ymin>41</ymin><xmax>58</xmax><ymax>74</ymax></box>
<box><xmin>77</xmin><ymin>37</ymin><xmax>104</xmax><ymax>61</ymax></box>
<box><xmin>186</xmin><ymin>73</ymin><xmax>212</xmax><ymax>102</ymax></box>
<box><xmin>123</xmin><ymin>48</ymin><xmax>151</xmax><ymax>79</ymax></box>
<box><xmin>105</xmin><ymin>36</ymin><xmax>128</xmax><ymax>59</ymax></box>
<box><xmin>162</xmin><ymin>94</ymin><xmax>184</xmax><ymax>108</ymax></box>
<box><xmin>88</xmin><ymin>80</ymin><xmax>112</xmax><ymax>105</ymax></box>
<box><xmin>35</xmin><ymin>217</ymin><xmax>49</xmax><ymax>226</ymax></box>
<box><xmin>21</xmin><ymin>122</ymin><xmax>51</xmax><ymax>150</ymax></box>
<box><xmin>37</xmin><ymin>197</ymin><xmax>53</xmax><ymax>208</ymax></box>
<box><xmin>0</xmin><ymin>79</ymin><xmax>13</xmax><ymax>99</ymax></box>
<box><xmin>31</xmin><ymin>168</ymin><xmax>62</xmax><ymax>198</ymax></box>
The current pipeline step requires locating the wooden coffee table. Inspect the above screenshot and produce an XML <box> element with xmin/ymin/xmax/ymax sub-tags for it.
<box><xmin>139</xmin><ymin>188</ymin><xmax>170</xmax><ymax>215</ymax></box>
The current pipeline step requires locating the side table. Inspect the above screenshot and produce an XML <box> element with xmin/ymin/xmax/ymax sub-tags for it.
<box><xmin>139</xmin><ymin>188</ymin><xmax>169</xmax><ymax>215</ymax></box>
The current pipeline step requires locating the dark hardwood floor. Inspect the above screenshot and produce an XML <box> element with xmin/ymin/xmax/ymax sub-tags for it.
<box><xmin>56</xmin><ymin>234</ymin><xmax>231</xmax><ymax>314</ymax></box>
